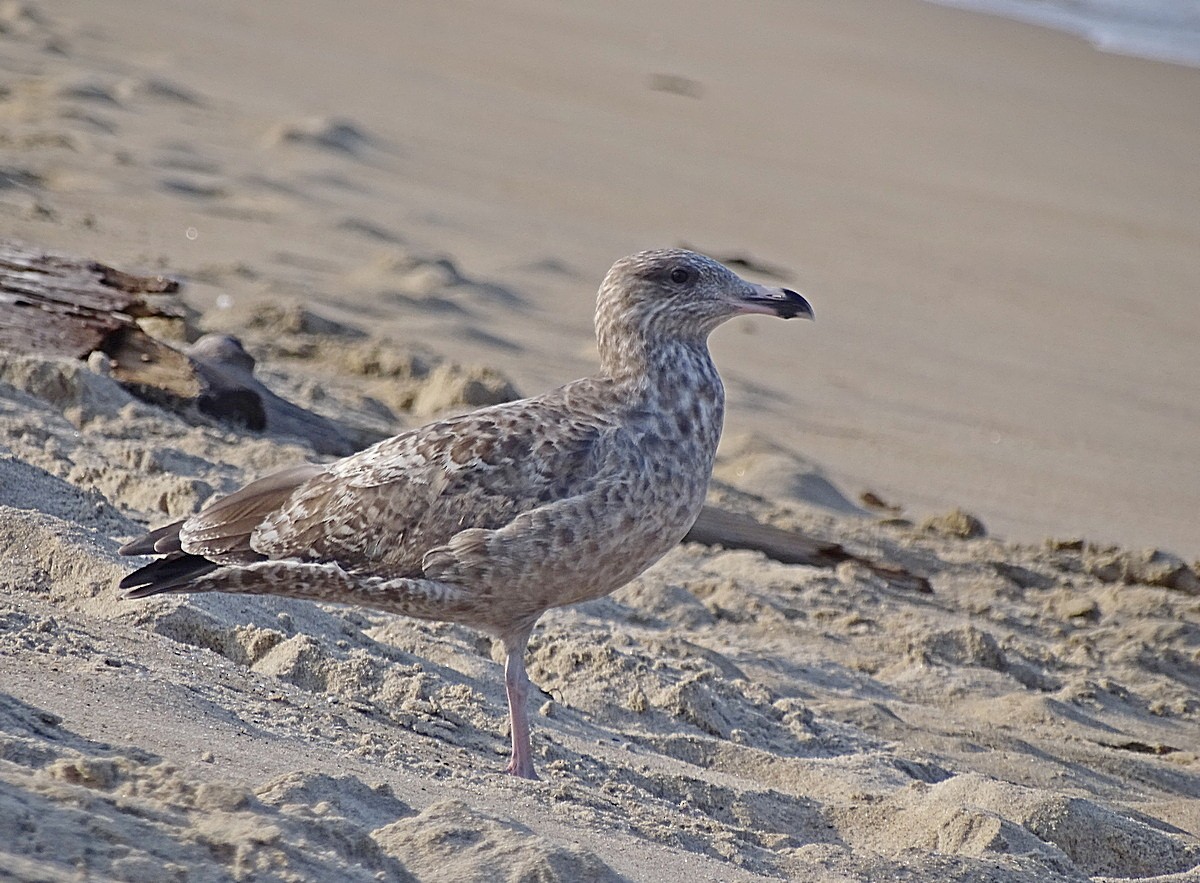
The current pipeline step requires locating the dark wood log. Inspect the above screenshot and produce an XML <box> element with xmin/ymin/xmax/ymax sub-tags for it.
<box><xmin>686</xmin><ymin>505</ymin><xmax>932</xmax><ymax>593</ymax></box>
<box><xmin>0</xmin><ymin>239</ymin><xmax>353</xmax><ymax>454</ymax></box>
<box><xmin>0</xmin><ymin>239</ymin><xmax>182</xmax><ymax>359</ymax></box>
<box><xmin>686</xmin><ymin>505</ymin><xmax>845</xmax><ymax>567</ymax></box>
<box><xmin>185</xmin><ymin>334</ymin><xmax>354</xmax><ymax>454</ymax></box>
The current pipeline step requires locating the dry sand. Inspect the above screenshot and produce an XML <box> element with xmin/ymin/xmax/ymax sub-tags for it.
<box><xmin>2</xmin><ymin>1</ymin><xmax>1199</xmax><ymax>881</ymax></box>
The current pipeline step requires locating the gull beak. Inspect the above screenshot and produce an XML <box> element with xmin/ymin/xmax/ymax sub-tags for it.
<box><xmin>737</xmin><ymin>283</ymin><xmax>814</xmax><ymax>320</ymax></box>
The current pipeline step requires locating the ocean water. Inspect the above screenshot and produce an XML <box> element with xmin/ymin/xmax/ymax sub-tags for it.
<box><xmin>925</xmin><ymin>0</ymin><xmax>1200</xmax><ymax>67</ymax></box>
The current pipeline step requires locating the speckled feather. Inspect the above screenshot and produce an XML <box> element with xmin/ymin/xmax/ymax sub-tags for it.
<box><xmin>119</xmin><ymin>248</ymin><xmax>812</xmax><ymax>777</ymax></box>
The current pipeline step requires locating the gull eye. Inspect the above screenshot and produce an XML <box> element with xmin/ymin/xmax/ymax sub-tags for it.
<box><xmin>669</xmin><ymin>266</ymin><xmax>692</xmax><ymax>285</ymax></box>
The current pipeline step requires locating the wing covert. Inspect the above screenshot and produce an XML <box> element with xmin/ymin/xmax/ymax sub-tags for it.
<box><xmin>250</xmin><ymin>399</ymin><xmax>609</xmax><ymax>577</ymax></box>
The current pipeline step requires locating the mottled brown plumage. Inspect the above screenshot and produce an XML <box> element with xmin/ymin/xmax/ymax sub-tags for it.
<box><xmin>119</xmin><ymin>248</ymin><xmax>813</xmax><ymax>778</ymax></box>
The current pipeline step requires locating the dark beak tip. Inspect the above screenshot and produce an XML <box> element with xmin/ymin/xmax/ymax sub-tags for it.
<box><xmin>782</xmin><ymin>289</ymin><xmax>814</xmax><ymax>320</ymax></box>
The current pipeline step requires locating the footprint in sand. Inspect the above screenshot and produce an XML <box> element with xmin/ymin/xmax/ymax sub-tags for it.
<box><xmin>261</xmin><ymin>116</ymin><xmax>374</xmax><ymax>157</ymax></box>
<box><xmin>116</xmin><ymin>75</ymin><xmax>204</xmax><ymax>107</ymax></box>
<box><xmin>348</xmin><ymin>248</ymin><xmax>527</xmax><ymax>313</ymax></box>
<box><xmin>336</xmin><ymin>217</ymin><xmax>405</xmax><ymax>245</ymax></box>
<box><xmin>54</xmin><ymin>74</ymin><xmax>120</xmax><ymax>105</ymax></box>
<box><xmin>159</xmin><ymin>178</ymin><xmax>226</xmax><ymax>200</ymax></box>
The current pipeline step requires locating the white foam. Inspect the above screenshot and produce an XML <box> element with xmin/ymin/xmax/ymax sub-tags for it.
<box><xmin>924</xmin><ymin>0</ymin><xmax>1200</xmax><ymax>68</ymax></box>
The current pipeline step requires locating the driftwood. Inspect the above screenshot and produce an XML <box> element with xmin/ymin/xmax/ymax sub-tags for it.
<box><xmin>0</xmin><ymin>239</ymin><xmax>202</xmax><ymax>407</ymax></box>
<box><xmin>184</xmin><ymin>334</ymin><xmax>355</xmax><ymax>455</ymax></box>
<box><xmin>0</xmin><ymin>239</ymin><xmax>354</xmax><ymax>454</ymax></box>
<box><xmin>686</xmin><ymin>506</ymin><xmax>844</xmax><ymax>567</ymax></box>
<box><xmin>0</xmin><ymin>239</ymin><xmax>182</xmax><ymax>359</ymax></box>
<box><xmin>686</xmin><ymin>506</ymin><xmax>932</xmax><ymax>593</ymax></box>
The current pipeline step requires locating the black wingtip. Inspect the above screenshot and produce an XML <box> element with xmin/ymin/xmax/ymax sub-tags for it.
<box><xmin>119</xmin><ymin>553</ymin><xmax>218</xmax><ymax>595</ymax></box>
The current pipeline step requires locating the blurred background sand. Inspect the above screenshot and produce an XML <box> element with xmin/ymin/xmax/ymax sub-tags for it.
<box><xmin>7</xmin><ymin>0</ymin><xmax>1198</xmax><ymax>556</ymax></box>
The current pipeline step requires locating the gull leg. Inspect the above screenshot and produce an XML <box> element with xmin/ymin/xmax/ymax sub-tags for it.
<box><xmin>502</xmin><ymin>625</ymin><xmax>537</xmax><ymax>779</ymax></box>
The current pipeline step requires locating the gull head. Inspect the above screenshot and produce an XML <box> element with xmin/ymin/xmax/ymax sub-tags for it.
<box><xmin>596</xmin><ymin>249</ymin><xmax>812</xmax><ymax>354</ymax></box>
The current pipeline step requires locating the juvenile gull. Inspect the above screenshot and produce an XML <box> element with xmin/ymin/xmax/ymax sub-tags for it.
<box><xmin>119</xmin><ymin>249</ymin><xmax>813</xmax><ymax>779</ymax></box>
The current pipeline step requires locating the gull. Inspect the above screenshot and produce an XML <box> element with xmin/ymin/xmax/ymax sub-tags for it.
<box><xmin>119</xmin><ymin>248</ymin><xmax>813</xmax><ymax>778</ymax></box>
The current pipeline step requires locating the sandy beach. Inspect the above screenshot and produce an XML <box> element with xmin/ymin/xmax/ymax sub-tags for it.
<box><xmin>2</xmin><ymin>0</ymin><xmax>1199</xmax><ymax>880</ymax></box>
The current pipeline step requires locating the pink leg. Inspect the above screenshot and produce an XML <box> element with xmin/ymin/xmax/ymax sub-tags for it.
<box><xmin>502</xmin><ymin>628</ymin><xmax>537</xmax><ymax>779</ymax></box>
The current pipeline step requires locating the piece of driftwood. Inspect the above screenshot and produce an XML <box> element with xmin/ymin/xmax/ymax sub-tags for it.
<box><xmin>686</xmin><ymin>505</ymin><xmax>932</xmax><ymax>593</ymax></box>
<box><xmin>0</xmin><ymin>239</ymin><xmax>354</xmax><ymax>454</ymax></box>
<box><xmin>0</xmin><ymin>239</ymin><xmax>182</xmax><ymax>359</ymax></box>
<box><xmin>185</xmin><ymin>334</ymin><xmax>355</xmax><ymax>455</ymax></box>
<box><xmin>686</xmin><ymin>506</ymin><xmax>845</xmax><ymax>567</ymax></box>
